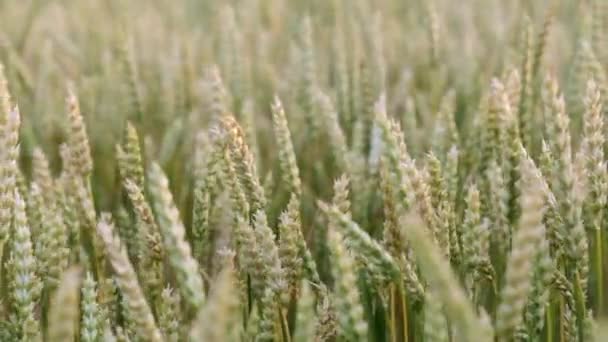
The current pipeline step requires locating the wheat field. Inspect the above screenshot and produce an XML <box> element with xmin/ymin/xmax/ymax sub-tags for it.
<box><xmin>0</xmin><ymin>0</ymin><xmax>606</xmax><ymax>341</ymax></box>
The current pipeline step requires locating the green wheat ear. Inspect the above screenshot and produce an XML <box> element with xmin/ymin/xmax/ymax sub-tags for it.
<box><xmin>272</xmin><ymin>95</ymin><xmax>302</xmax><ymax>198</ymax></box>
<box><xmin>324</xmin><ymin>210</ymin><xmax>368</xmax><ymax>341</ymax></box>
<box><xmin>293</xmin><ymin>281</ymin><xmax>317</xmax><ymax>342</ymax></box>
<box><xmin>423</xmin><ymin>291</ymin><xmax>448</xmax><ymax>342</ymax></box>
<box><xmin>400</xmin><ymin>210</ymin><xmax>492</xmax><ymax>342</ymax></box>
<box><xmin>158</xmin><ymin>286</ymin><xmax>180</xmax><ymax>341</ymax></box>
<box><xmin>148</xmin><ymin>163</ymin><xmax>205</xmax><ymax>315</ymax></box>
<box><xmin>189</xmin><ymin>266</ymin><xmax>241</xmax><ymax>341</ymax></box>
<box><xmin>0</xmin><ymin>63</ymin><xmax>12</xmax><ymax>117</ymax></box>
<box><xmin>48</xmin><ymin>267</ymin><xmax>83</xmax><ymax>342</ymax></box>
<box><xmin>117</xmin><ymin>121</ymin><xmax>145</xmax><ymax>190</ymax></box>
<box><xmin>65</xmin><ymin>85</ymin><xmax>93</xmax><ymax>178</ymax></box>
<box><xmin>0</xmin><ymin>105</ymin><xmax>19</xmax><ymax>247</ymax></box>
<box><xmin>278</xmin><ymin>195</ymin><xmax>304</xmax><ymax>302</ymax></box>
<box><xmin>496</xmin><ymin>149</ymin><xmax>547</xmax><ymax>340</ymax></box>
<box><xmin>219</xmin><ymin>115</ymin><xmax>266</xmax><ymax>214</ymax></box>
<box><xmin>9</xmin><ymin>189</ymin><xmax>41</xmax><ymax>341</ymax></box>
<box><xmin>80</xmin><ymin>272</ymin><xmax>102</xmax><ymax>342</ymax></box>
<box><xmin>31</xmin><ymin>147</ymin><xmax>54</xmax><ymax>201</ymax></box>
<box><xmin>96</xmin><ymin>214</ymin><xmax>163</xmax><ymax>342</ymax></box>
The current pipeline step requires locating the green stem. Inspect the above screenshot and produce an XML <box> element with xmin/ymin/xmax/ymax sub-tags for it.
<box><xmin>559</xmin><ymin>297</ymin><xmax>565</xmax><ymax>342</ymax></box>
<box><xmin>573</xmin><ymin>272</ymin><xmax>586</xmax><ymax>342</ymax></box>
<box><xmin>546</xmin><ymin>300</ymin><xmax>553</xmax><ymax>342</ymax></box>
<box><xmin>596</xmin><ymin>227</ymin><xmax>604</xmax><ymax>314</ymax></box>
<box><xmin>279</xmin><ymin>306</ymin><xmax>291</xmax><ymax>342</ymax></box>
<box><xmin>400</xmin><ymin>282</ymin><xmax>409</xmax><ymax>342</ymax></box>
<box><xmin>0</xmin><ymin>239</ymin><xmax>4</xmax><ymax>314</ymax></box>
<box><xmin>390</xmin><ymin>285</ymin><xmax>397</xmax><ymax>342</ymax></box>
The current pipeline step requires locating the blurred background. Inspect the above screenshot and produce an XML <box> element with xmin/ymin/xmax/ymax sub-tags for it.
<box><xmin>0</xmin><ymin>0</ymin><xmax>595</xmax><ymax>212</ymax></box>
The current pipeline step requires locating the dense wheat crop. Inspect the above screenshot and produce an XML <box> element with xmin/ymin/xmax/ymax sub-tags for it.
<box><xmin>0</xmin><ymin>0</ymin><xmax>607</xmax><ymax>341</ymax></box>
